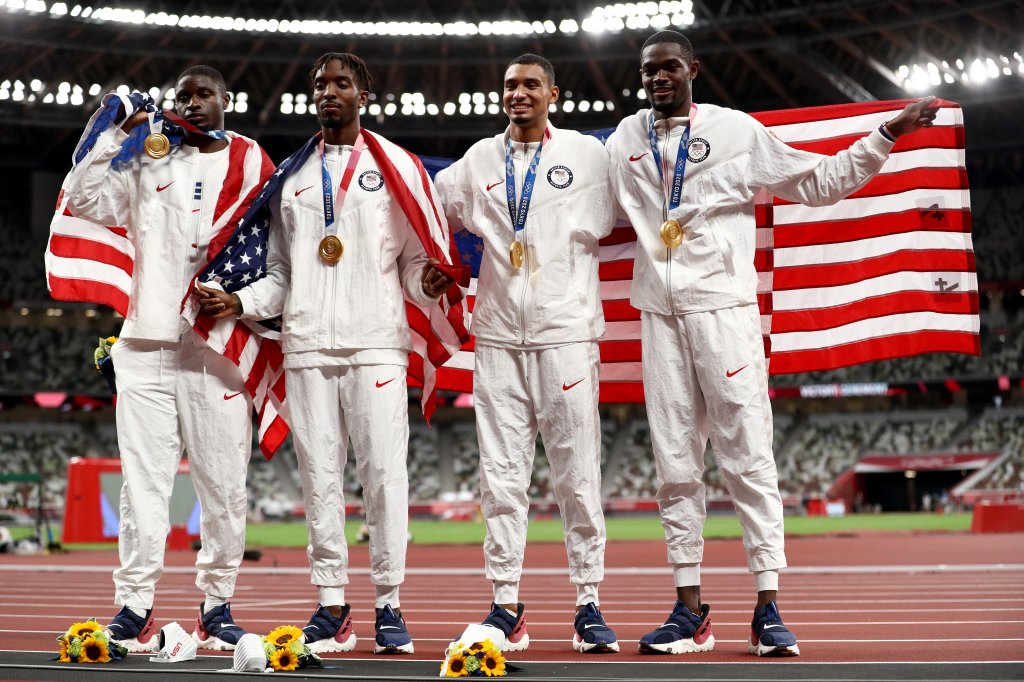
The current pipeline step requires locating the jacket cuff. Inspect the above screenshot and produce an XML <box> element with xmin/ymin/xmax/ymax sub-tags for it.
<box><xmin>864</xmin><ymin>127</ymin><xmax>896</xmax><ymax>157</ymax></box>
<box><xmin>234</xmin><ymin>287</ymin><xmax>260</xmax><ymax>320</ymax></box>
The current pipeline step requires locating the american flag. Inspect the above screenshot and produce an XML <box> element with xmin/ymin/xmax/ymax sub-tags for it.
<box><xmin>182</xmin><ymin>130</ymin><xmax>469</xmax><ymax>455</ymax></box>
<box><xmin>424</xmin><ymin>99</ymin><xmax>979</xmax><ymax>401</ymax></box>
<box><xmin>46</xmin><ymin>94</ymin><xmax>279</xmax><ymax>454</ymax></box>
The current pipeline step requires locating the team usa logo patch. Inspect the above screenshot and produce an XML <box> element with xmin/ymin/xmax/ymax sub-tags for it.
<box><xmin>359</xmin><ymin>170</ymin><xmax>384</xmax><ymax>191</ymax></box>
<box><xmin>687</xmin><ymin>137</ymin><xmax>711</xmax><ymax>163</ymax></box>
<box><xmin>546</xmin><ymin>165</ymin><xmax>573</xmax><ymax>189</ymax></box>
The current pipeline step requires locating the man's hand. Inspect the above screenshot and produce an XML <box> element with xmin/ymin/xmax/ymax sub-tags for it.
<box><xmin>120</xmin><ymin>110</ymin><xmax>149</xmax><ymax>134</ymax></box>
<box><xmin>421</xmin><ymin>259</ymin><xmax>455</xmax><ymax>299</ymax></box>
<box><xmin>194</xmin><ymin>282</ymin><xmax>243</xmax><ymax>319</ymax></box>
<box><xmin>884</xmin><ymin>96</ymin><xmax>939</xmax><ymax>138</ymax></box>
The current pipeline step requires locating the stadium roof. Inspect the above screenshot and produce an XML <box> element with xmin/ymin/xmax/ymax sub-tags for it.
<box><xmin>1</xmin><ymin>0</ymin><xmax>1021</xmax><ymax>171</ymax></box>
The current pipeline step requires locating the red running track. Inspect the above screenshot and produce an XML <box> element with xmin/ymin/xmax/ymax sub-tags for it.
<box><xmin>1</xmin><ymin>531</ymin><xmax>1022</xmax><ymax>665</ymax></box>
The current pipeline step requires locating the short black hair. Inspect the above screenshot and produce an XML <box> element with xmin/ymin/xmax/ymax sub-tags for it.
<box><xmin>641</xmin><ymin>30</ymin><xmax>694</xmax><ymax>62</ymax></box>
<box><xmin>309</xmin><ymin>52</ymin><xmax>375</xmax><ymax>92</ymax></box>
<box><xmin>176</xmin><ymin>65</ymin><xmax>227</xmax><ymax>95</ymax></box>
<box><xmin>507</xmin><ymin>53</ymin><xmax>556</xmax><ymax>87</ymax></box>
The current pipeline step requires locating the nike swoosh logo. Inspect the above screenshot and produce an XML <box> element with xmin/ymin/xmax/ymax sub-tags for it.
<box><xmin>583</xmin><ymin>624</ymin><xmax>604</xmax><ymax>629</ymax></box>
<box><xmin>376</xmin><ymin>378</ymin><xmax>396</xmax><ymax>388</ymax></box>
<box><xmin>294</xmin><ymin>185</ymin><xmax>316</xmax><ymax>196</ymax></box>
<box><xmin>761</xmin><ymin>624</ymin><xmax>785</xmax><ymax>630</ymax></box>
<box><xmin>223</xmin><ymin>391</ymin><xmax>244</xmax><ymax>400</ymax></box>
<box><xmin>562</xmin><ymin>379</ymin><xmax>585</xmax><ymax>391</ymax></box>
<box><xmin>725</xmin><ymin>365</ymin><xmax>748</xmax><ymax>378</ymax></box>
<box><xmin>378</xmin><ymin>626</ymin><xmax>403</xmax><ymax>630</ymax></box>
<box><xmin>486</xmin><ymin>181</ymin><xmax>502</xmax><ymax>191</ymax></box>
<box><xmin>628</xmin><ymin>153</ymin><xmax>648</xmax><ymax>162</ymax></box>
<box><xmin>156</xmin><ymin>181</ymin><xmax>174</xmax><ymax>192</ymax></box>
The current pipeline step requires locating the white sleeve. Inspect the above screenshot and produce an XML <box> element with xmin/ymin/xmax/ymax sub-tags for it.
<box><xmin>434</xmin><ymin>158</ymin><xmax>475</xmax><ymax>236</ymax></box>
<box><xmin>747</xmin><ymin>116</ymin><xmax>894</xmax><ymax>207</ymax></box>
<box><xmin>64</xmin><ymin>127</ymin><xmax>135</xmax><ymax>228</ymax></box>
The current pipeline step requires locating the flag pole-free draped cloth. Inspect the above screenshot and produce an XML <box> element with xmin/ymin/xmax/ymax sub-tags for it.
<box><xmin>426</xmin><ymin>99</ymin><xmax>978</xmax><ymax>402</ymax></box>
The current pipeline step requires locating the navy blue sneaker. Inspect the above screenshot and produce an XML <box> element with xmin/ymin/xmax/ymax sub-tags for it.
<box><xmin>749</xmin><ymin>601</ymin><xmax>800</xmax><ymax>656</ymax></box>
<box><xmin>192</xmin><ymin>603</ymin><xmax>246</xmax><ymax>651</ymax></box>
<box><xmin>106</xmin><ymin>606</ymin><xmax>157</xmax><ymax>652</ymax></box>
<box><xmin>374</xmin><ymin>604</ymin><xmax>413</xmax><ymax>654</ymax></box>
<box><xmin>481</xmin><ymin>602</ymin><xmax>529</xmax><ymax>652</ymax></box>
<box><xmin>572</xmin><ymin>602</ymin><xmax>619</xmax><ymax>653</ymax></box>
<box><xmin>301</xmin><ymin>603</ymin><xmax>357</xmax><ymax>653</ymax></box>
<box><xmin>638</xmin><ymin>602</ymin><xmax>715</xmax><ymax>654</ymax></box>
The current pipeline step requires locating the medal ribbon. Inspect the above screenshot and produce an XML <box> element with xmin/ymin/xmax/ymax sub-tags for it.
<box><xmin>647</xmin><ymin>104</ymin><xmax>697</xmax><ymax>216</ymax></box>
<box><xmin>505</xmin><ymin>128</ymin><xmax>551</xmax><ymax>237</ymax></box>
<box><xmin>319</xmin><ymin>131</ymin><xmax>366</xmax><ymax>235</ymax></box>
<box><xmin>161</xmin><ymin>109</ymin><xmax>228</xmax><ymax>141</ymax></box>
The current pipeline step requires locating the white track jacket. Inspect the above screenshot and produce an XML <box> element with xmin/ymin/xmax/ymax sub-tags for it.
<box><xmin>234</xmin><ymin>135</ymin><xmax>438</xmax><ymax>358</ymax></box>
<box><xmin>607</xmin><ymin>103</ymin><xmax>894</xmax><ymax>316</ymax></box>
<box><xmin>435</xmin><ymin>124</ymin><xmax>615</xmax><ymax>348</ymax></box>
<box><xmin>66</xmin><ymin>127</ymin><xmax>269</xmax><ymax>342</ymax></box>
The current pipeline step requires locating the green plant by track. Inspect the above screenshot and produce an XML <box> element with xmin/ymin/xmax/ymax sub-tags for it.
<box><xmin>13</xmin><ymin>512</ymin><xmax>971</xmax><ymax>549</ymax></box>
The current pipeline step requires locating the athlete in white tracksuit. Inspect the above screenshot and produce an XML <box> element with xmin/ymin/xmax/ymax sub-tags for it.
<box><xmin>606</xmin><ymin>31</ymin><xmax>938</xmax><ymax>656</ymax></box>
<box><xmin>435</xmin><ymin>54</ymin><xmax>619</xmax><ymax>654</ymax></box>
<box><xmin>197</xmin><ymin>54</ymin><xmax>453</xmax><ymax>655</ymax></box>
<box><xmin>63</xmin><ymin>68</ymin><xmax>272</xmax><ymax>651</ymax></box>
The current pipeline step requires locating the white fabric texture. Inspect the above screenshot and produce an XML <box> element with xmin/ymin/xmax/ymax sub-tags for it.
<box><xmin>606</xmin><ymin>103</ymin><xmax>894</xmax><ymax>316</ymax></box>
<box><xmin>234</xmin><ymin>142</ymin><xmax>436</xmax><ymax>353</ymax></box>
<box><xmin>473</xmin><ymin>342</ymin><xmax>607</xmax><ymax>595</ymax></box>
<box><xmin>435</xmin><ymin>124</ymin><xmax>616</xmax><ymax>348</ymax></box>
<box><xmin>641</xmin><ymin>307</ymin><xmax>785</xmax><ymax>573</ymax></box>
<box><xmin>286</xmin><ymin>363</ymin><xmax>410</xmax><ymax>591</ymax></box>
<box><xmin>110</xmin><ymin>332</ymin><xmax>252</xmax><ymax>608</ymax></box>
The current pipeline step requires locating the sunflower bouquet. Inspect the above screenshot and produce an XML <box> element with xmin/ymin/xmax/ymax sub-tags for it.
<box><xmin>441</xmin><ymin>639</ymin><xmax>506</xmax><ymax>677</ymax></box>
<box><xmin>56</xmin><ymin>619</ymin><xmax>128</xmax><ymax>663</ymax></box>
<box><xmin>261</xmin><ymin>625</ymin><xmax>322</xmax><ymax>672</ymax></box>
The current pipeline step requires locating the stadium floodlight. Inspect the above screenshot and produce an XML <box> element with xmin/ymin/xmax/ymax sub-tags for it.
<box><xmin>368</xmin><ymin>103</ymin><xmax>381</xmax><ymax>116</ymax></box>
<box><xmin>384</xmin><ymin>102</ymin><xmax>396</xmax><ymax>116</ymax></box>
<box><xmin>563</xmin><ymin>100</ymin><xmax>575</xmax><ymax>112</ymax></box>
<box><xmin>443</xmin><ymin>102</ymin><xmax>456</xmax><ymax>115</ymax></box>
<box><xmin>49</xmin><ymin>2</ymin><xmax>66</xmax><ymax>14</ymax></box>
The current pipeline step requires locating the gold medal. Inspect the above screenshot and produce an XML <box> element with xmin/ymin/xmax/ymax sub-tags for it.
<box><xmin>660</xmin><ymin>219</ymin><xmax>683</xmax><ymax>248</ymax></box>
<box><xmin>509</xmin><ymin>241</ymin><xmax>525</xmax><ymax>269</ymax></box>
<box><xmin>319</xmin><ymin>235</ymin><xmax>343</xmax><ymax>263</ymax></box>
<box><xmin>144</xmin><ymin>133</ymin><xmax>170</xmax><ymax>159</ymax></box>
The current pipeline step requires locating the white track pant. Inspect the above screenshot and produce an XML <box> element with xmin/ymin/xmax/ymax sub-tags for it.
<box><xmin>110</xmin><ymin>335</ymin><xmax>252</xmax><ymax>609</ymax></box>
<box><xmin>474</xmin><ymin>342</ymin><xmax>606</xmax><ymax>599</ymax></box>
<box><xmin>286</xmin><ymin>364</ymin><xmax>409</xmax><ymax>590</ymax></box>
<box><xmin>641</xmin><ymin>306</ymin><xmax>786</xmax><ymax>574</ymax></box>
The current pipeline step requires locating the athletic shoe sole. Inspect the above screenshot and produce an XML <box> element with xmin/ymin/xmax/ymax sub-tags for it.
<box><xmin>192</xmin><ymin>632</ymin><xmax>237</xmax><ymax>651</ymax></box>
<box><xmin>110</xmin><ymin>635</ymin><xmax>157</xmax><ymax>653</ymax></box>
<box><xmin>306</xmin><ymin>632</ymin><xmax>357</xmax><ymax>653</ymax></box>
<box><xmin>572</xmin><ymin>634</ymin><xmax>620</xmax><ymax>653</ymax></box>
<box><xmin>638</xmin><ymin>634</ymin><xmax>716</xmax><ymax>654</ymax></box>
<box><xmin>748</xmin><ymin>638</ymin><xmax>800</xmax><ymax>657</ymax></box>
<box><xmin>500</xmin><ymin>632</ymin><xmax>529</xmax><ymax>652</ymax></box>
<box><xmin>373</xmin><ymin>641</ymin><xmax>414</xmax><ymax>655</ymax></box>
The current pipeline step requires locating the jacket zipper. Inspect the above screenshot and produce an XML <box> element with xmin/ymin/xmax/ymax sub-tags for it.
<box><xmin>329</xmin><ymin>149</ymin><xmax>339</xmax><ymax>347</ymax></box>
<box><xmin>662</xmin><ymin>122</ymin><xmax>674</xmax><ymax>314</ymax></box>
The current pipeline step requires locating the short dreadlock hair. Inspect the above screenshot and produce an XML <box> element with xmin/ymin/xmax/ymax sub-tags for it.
<box><xmin>177</xmin><ymin>65</ymin><xmax>227</xmax><ymax>95</ymax></box>
<box><xmin>309</xmin><ymin>52</ymin><xmax>375</xmax><ymax>92</ymax></box>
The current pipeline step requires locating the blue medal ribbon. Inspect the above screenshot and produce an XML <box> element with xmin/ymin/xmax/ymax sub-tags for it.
<box><xmin>647</xmin><ymin>110</ymin><xmax>691</xmax><ymax>216</ymax></box>
<box><xmin>505</xmin><ymin>128</ymin><xmax>551</xmax><ymax>238</ymax></box>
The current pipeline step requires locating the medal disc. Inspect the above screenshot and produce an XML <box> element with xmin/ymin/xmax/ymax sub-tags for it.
<box><xmin>319</xmin><ymin>235</ymin><xmax>343</xmax><ymax>263</ymax></box>
<box><xmin>660</xmin><ymin>219</ymin><xmax>683</xmax><ymax>248</ymax></box>
<box><xmin>509</xmin><ymin>241</ymin><xmax>525</xmax><ymax>269</ymax></box>
<box><xmin>144</xmin><ymin>133</ymin><xmax>170</xmax><ymax>159</ymax></box>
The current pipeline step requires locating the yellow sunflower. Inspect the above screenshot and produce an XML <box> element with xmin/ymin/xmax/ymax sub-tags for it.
<box><xmin>445</xmin><ymin>651</ymin><xmax>469</xmax><ymax>677</ymax></box>
<box><xmin>79</xmin><ymin>635</ymin><xmax>112</xmax><ymax>663</ymax></box>
<box><xmin>481</xmin><ymin>648</ymin><xmax>506</xmax><ymax>677</ymax></box>
<box><xmin>270</xmin><ymin>647</ymin><xmax>299</xmax><ymax>672</ymax></box>
<box><xmin>58</xmin><ymin>638</ymin><xmax>70</xmax><ymax>663</ymax></box>
<box><xmin>267</xmin><ymin>625</ymin><xmax>304</xmax><ymax>647</ymax></box>
<box><xmin>68</xmin><ymin>620</ymin><xmax>103</xmax><ymax>639</ymax></box>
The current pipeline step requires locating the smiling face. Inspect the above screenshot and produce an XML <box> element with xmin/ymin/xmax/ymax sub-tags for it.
<box><xmin>640</xmin><ymin>41</ymin><xmax>700</xmax><ymax>118</ymax></box>
<box><xmin>313</xmin><ymin>58</ymin><xmax>368</xmax><ymax>132</ymax></box>
<box><xmin>502</xmin><ymin>63</ymin><xmax>558</xmax><ymax>132</ymax></box>
<box><xmin>174</xmin><ymin>74</ymin><xmax>229</xmax><ymax>131</ymax></box>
